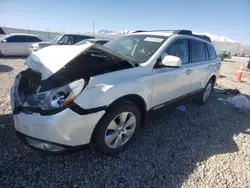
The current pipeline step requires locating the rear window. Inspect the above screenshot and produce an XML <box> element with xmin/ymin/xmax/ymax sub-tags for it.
<box><xmin>190</xmin><ymin>40</ymin><xmax>206</xmax><ymax>62</ymax></box>
<box><xmin>207</xmin><ymin>44</ymin><xmax>217</xmax><ymax>59</ymax></box>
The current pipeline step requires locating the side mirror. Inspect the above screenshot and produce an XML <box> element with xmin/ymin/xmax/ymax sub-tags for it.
<box><xmin>161</xmin><ymin>55</ymin><xmax>182</xmax><ymax>67</ymax></box>
<box><xmin>1</xmin><ymin>39</ymin><xmax>7</xmax><ymax>43</ymax></box>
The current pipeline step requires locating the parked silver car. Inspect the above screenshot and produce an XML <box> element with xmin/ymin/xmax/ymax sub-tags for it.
<box><xmin>0</xmin><ymin>33</ymin><xmax>47</xmax><ymax>56</ymax></box>
<box><xmin>29</xmin><ymin>34</ymin><xmax>95</xmax><ymax>53</ymax></box>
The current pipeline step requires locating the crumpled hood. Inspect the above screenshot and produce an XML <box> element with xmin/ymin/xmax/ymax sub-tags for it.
<box><xmin>25</xmin><ymin>44</ymin><xmax>94</xmax><ymax>80</ymax></box>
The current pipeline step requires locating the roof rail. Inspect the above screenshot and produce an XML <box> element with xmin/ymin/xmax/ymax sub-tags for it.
<box><xmin>192</xmin><ymin>34</ymin><xmax>211</xmax><ymax>42</ymax></box>
<box><xmin>132</xmin><ymin>29</ymin><xmax>211</xmax><ymax>42</ymax></box>
<box><xmin>132</xmin><ymin>30</ymin><xmax>146</xmax><ymax>33</ymax></box>
<box><xmin>173</xmin><ymin>30</ymin><xmax>192</xmax><ymax>35</ymax></box>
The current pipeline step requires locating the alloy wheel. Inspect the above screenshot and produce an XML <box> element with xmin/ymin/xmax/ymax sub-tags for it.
<box><xmin>104</xmin><ymin>112</ymin><xmax>136</xmax><ymax>148</ymax></box>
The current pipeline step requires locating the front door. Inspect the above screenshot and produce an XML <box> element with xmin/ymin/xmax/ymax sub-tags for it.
<box><xmin>152</xmin><ymin>39</ymin><xmax>193</xmax><ymax>107</ymax></box>
<box><xmin>2</xmin><ymin>35</ymin><xmax>27</xmax><ymax>55</ymax></box>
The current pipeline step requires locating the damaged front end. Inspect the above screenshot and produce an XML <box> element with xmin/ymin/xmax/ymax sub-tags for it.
<box><xmin>12</xmin><ymin>69</ymin><xmax>86</xmax><ymax>115</ymax></box>
<box><xmin>11</xmin><ymin>44</ymin><xmax>134</xmax><ymax>115</ymax></box>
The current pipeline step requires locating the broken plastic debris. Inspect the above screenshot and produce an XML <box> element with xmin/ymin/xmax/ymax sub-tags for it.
<box><xmin>218</xmin><ymin>94</ymin><xmax>250</xmax><ymax>110</ymax></box>
<box><xmin>176</xmin><ymin>105</ymin><xmax>186</xmax><ymax>112</ymax></box>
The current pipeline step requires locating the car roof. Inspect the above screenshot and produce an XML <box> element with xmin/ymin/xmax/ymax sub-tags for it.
<box><xmin>130</xmin><ymin>30</ymin><xmax>212</xmax><ymax>43</ymax></box>
<box><xmin>63</xmin><ymin>33</ymin><xmax>94</xmax><ymax>37</ymax></box>
<box><xmin>131</xmin><ymin>31</ymin><xmax>173</xmax><ymax>37</ymax></box>
<box><xmin>7</xmin><ymin>33</ymin><xmax>41</xmax><ymax>37</ymax></box>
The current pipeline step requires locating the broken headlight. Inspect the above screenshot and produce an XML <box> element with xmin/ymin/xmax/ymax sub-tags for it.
<box><xmin>24</xmin><ymin>79</ymin><xmax>85</xmax><ymax>110</ymax></box>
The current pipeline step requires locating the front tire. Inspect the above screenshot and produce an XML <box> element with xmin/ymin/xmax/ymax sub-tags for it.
<box><xmin>93</xmin><ymin>101</ymin><xmax>141</xmax><ymax>155</ymax></box>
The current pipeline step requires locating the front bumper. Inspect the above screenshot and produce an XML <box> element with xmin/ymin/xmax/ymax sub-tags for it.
<box><xmin>29</xmin><ymin>46</ymin><xmax>40</xmax><ymax>53</ymax></box>
<box><xmin>13</xmin><ymin>109</ymin><xmax>105</xmax><ymax>148</ymax></box>
<box><xmin>11</xmin><ymin>73</ymin><xmax>105</xmax><ymax>151</ymax></box>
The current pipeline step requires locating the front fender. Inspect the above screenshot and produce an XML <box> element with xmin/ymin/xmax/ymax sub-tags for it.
<box><xmin>74</xmin><ymin>78</ymin><xmax>153</xmax><ymax>111</ymax></box>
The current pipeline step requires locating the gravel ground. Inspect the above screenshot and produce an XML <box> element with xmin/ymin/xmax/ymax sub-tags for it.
<box><xmin>0</xmin><ymin>58</ymin><xmax>250</xmax><ymax>188</ymax></box>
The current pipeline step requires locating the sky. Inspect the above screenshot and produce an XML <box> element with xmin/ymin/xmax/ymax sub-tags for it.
<box><xmin>0</xmin><ymin>0</ymin><xmax>250</xmax><ymax>44</ymax></box>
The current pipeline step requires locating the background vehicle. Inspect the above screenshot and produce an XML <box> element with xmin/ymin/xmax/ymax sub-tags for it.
<box><xmin>11</xmin><ymin>30</ymin><xmax>220</xmax><ymax>155</ymax></box>
<box><xmin>0</xmin><ymin>33</ymin><xmax>47</xmax><ymax>56</ymax></box>
<box><xmin>218</xmin><ymin>50</ymin><xmax>231</xmax><ymax>60</ymax></box>
<box><xmin>75</xmin><ymin>38</ymin><xmax>110</xmax><ymax>45</ymax></box>
<box><xmin>29</xmin><ymin>34</ymin><xmax>95</xmax><ymax>53</ymax></box>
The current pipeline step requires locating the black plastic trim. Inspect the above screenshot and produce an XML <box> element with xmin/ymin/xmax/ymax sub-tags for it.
<box><xmin>13</xmin><ymin>102</ymin><xmax>106</xmax><ymax>116</ymax></box>
<box><xmin>150</xmin><ymin>88</ymin><xmax>203</xmax><ymax>111</ymax></box>
<box><xmin>69</xmin><ymin>102</ymin><xmax>107</xmax><ymax>115</ymax></box>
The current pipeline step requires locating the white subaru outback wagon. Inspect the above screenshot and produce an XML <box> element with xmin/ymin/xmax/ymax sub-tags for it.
<box><xmin>11</xmin><ymin>30</ymin><xmax>220</xmax><ymax>154</ymax></box>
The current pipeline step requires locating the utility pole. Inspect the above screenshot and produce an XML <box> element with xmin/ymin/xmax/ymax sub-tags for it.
<box><xmin>93</xmin><ymin>22</ymin><xmax>95</xmax><ymax>37</ymax></box>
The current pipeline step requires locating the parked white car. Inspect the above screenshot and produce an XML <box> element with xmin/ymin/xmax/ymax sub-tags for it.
<box><xmin>0</xmin><ymin>33</ymin><xmax>47</xmax><ymax>56</ymax></box>
<box><xmin>11</xmin><ymin>30</ymin><xmax>220</xmax><ymax>154</ymax></box>
<box><xmin>29</xmin><ymin>34</ymin><xmax>95</xmax><ymax>53</ymax></box>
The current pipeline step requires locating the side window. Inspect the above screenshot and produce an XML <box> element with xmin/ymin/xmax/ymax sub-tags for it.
<box><xmin>207</xmin><ymin>44</ymin><xmax>217</xmax><ymax>60</ymax></box>
<box><xmin>96</xmin><ymin>40</ymin><xmax>108</xmax><ymax>45</ymax></box>
<box><xmin>165</xmin><ymin>39</ymin><xmax>189</xmax><ymax>64</ymax></box>
<box><xmin>25</xmin><ymin>36</ymin><xmax>42</xmax><ymax>42</ymax></box>
<box><xmin>60</xmin><ymin>35</ymin><xmax>69</xmax><ymax>44</ymax></box>
<box><xmin>31</xmin><ymin>36</ymin><xmax>41</xmax><ymax>42</ymax></box>
<box><xmin>58</xmin><ymin>35</ymin><xmax>74</xmax><ymax>44</ymax></box>
<box><xmin>6</xmin><ymin>36</ymin><xmax>26</xmax><ymax>42</ymax></box>
<box><xmin>205</xmin><ymin>43</ymin><xmax>209</xmax><ymax>60</ymax></box>
<box><xmin>190</xmin><ymin>40</ymin><xmax>206</xmax><ymax>62</ymax></box>
<box><xmin>75</xmin><ymin>36</ymin><xmax>84</xmax><ymax>43</ymax></box>
<box><xmin>75</xmin><ymin>36</ymin><xmax>93</xmax><ymax>43</ymax></box>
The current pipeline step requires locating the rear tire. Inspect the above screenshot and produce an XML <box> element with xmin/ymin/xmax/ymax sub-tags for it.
<box><xmin>194</xmin><ymin>79</ymin><xmax>214</xmax><ymax>105</ymax></box>
<box><xmin>93</xmin><ymin>101</ymin><xmax>141</xmax><ymax>155</ymax></box>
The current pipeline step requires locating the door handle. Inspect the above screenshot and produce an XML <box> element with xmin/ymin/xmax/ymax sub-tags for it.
<box><xmin>185</xmin><ymin>69</ymin><xmax>192</xmax><ymax>75</ymax></box>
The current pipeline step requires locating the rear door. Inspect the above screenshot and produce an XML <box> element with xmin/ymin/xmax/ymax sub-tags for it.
<box><xmin>188</xmin><ymin>40</ymin><xmax>218</xmax><ymax>92</ymax></box>
<box><xmin>152</xmin><ymin>39</ymin><xmax>193</xmax><ymax>107</ymax></box>
<box><xmin>186</xmin><ymin>39</ymin><xmax>209</xmax><ymax>92</ymax></box>
<box><xmin>23</xmin><ymin>36</ymin><xmax>42</xmax><ymax>55</ymax></box>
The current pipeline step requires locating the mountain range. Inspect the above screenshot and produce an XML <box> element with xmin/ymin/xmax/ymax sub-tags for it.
<box><xmin>85</xmin><ymin>29</ymin><xmax>250</xmax><ymax>54</ymax></box>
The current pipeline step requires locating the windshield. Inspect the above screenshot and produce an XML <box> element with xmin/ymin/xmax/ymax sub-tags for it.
<box><xmin>52</xmin><ymin>35</ymin><xmax>63</xmax><ymax>43</ymax></box>
<box><xmin>104</xmin><ymin>35</ymin><xmax>167</xmax><ymax>63</ymax></box>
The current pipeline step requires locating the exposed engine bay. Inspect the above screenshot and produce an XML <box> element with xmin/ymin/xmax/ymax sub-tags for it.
<box><xmin>16</xmin><ymin>46</ymin><xmax>134</xmax><ymax>110</ymax></box>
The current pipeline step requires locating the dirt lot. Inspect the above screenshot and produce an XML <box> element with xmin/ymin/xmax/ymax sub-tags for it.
<box><xmin>0</xmin><ymin>58</ymin><xmax>250</xmax><ymax>188</ymax></box>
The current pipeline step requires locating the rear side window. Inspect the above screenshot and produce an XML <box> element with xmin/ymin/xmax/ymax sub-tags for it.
<box><xmin>190</xmin><ymin>40</ymin><xmax>206</xmax><ymax>62</ymax></box>
<box><xmin>165</xmin><ymin>39</ymin><xmax>189</xmax><ymax>64</ymax></box>
<box><xmin>205</xmin><ymin>43</ymin><xmax>209</xmax><ymax>60</ymax></box>
<box><xmin>75</xmin><ymin>35</ymin><xmax>94</xmax><ymax>43</ymax></box>
<box><xmin>207</xmin><ymin>44</ymin><xmax>217</xmax><ymax>59</ymax></box>
<box><xmin>96</xmin><ymin>40</ymin><xmax>109</xmax><ymax>45</ymax></box>
<box><xmin>25</xmin><ymin>36</ymin><xmax>42</xmax><ymax>42</ymax></box>
<box><xmin>0</xmin><ymin>28</ymin><xmax>5</xmax><ymax>34</ymax></box>
<box><xmin>6</xmin><ymin>35</ymin><xmax>26</xmax><ymax>42</ymax></box>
